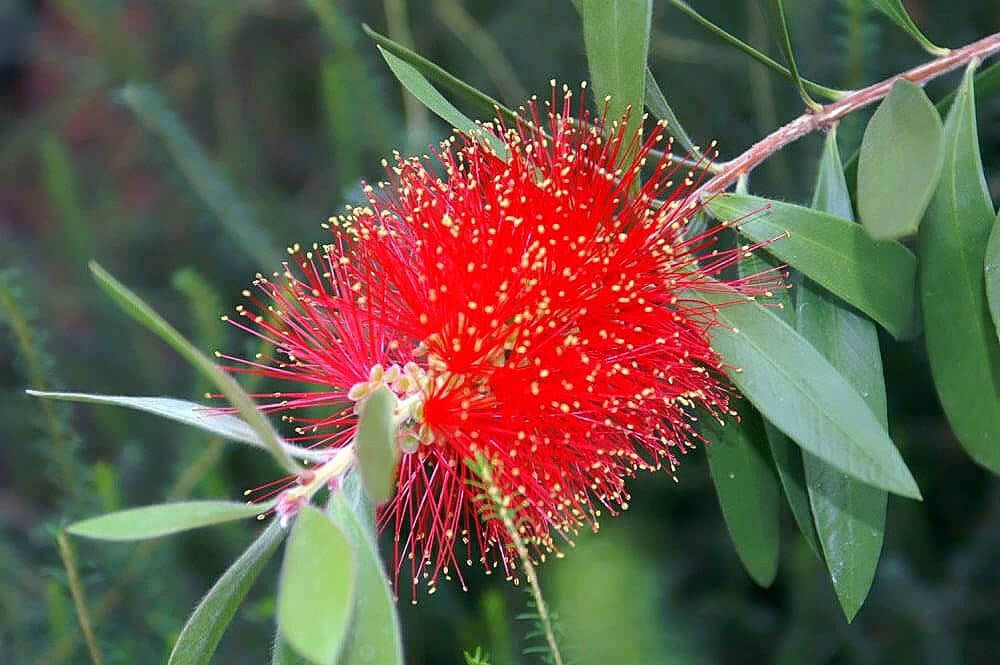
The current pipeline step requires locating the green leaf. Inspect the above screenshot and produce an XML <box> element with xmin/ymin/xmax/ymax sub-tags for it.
<box><xmin>702</xmin><ymin>405</ymin><xmax>780</xmax><ymax>586</ymax></box>
<box><xmin>919</xmin><ymin>64</ymin><xmax>1000</xmax><ymax>474</ymax></box>
<box><xmin>706</xmin><ymin>194</ymin><xmax>918</xmax><ymax>339</ymax></box>
<box><xmin>68</xmin><ymin>501</ymin><xmax>263</xmax><ymax>541</ymax></box>
<box><xmin>168</xmin><ymin>521</ymin><xmax>286</xmax><ymax>665</ymax></box>
<box><xmin>86</xmin><ymin>263</ymin><xmax>301</xmax><ymax>475</ymax></box>
<box><xmin>376</xmin><ymin>47</ymin><xmax>505</xmax><ymax>155</ymax></box>
<box><xmin>762</xmin><ymin>0</ymin><xmax>820</xmax><ymax>109</ymax></box>
<box><xmin>579</xmin><ymin>0</ymin><xmax>652</xmax><ymax>150</ymax></box>
<box><xmin>857</xmin><ymin>78</ymin><xmax>944</xmax><ymax>240</ymax></box>
<box><xmin>328</xmin><ymin>487</ymin><xmax>404</xmax><ymax>665</ymax></box>
<box><xmin>363</xmin><ymin>24</ymin><xmax>519</xmax><ymax>128</ymax></box>
<box><xmin>987</xmin><ymin>209</ymin><xmax>1000</xmax><ymax>339</ymax></box>
<box><xmin>278</xmin><ymin>506</ymin><xmax>356</xmax><ymax>665</ymax></box>
<box><xmin>272</xmin><ymin>633</ymin><xmax>310</xmax><ymax>665</ymax></box>
<box><xmin>117</xmin><ymin>84</ymin><xmax>280</xmax><ymax>269</ymax></box>
<box><xmin>355</xmin><ymin>386</ymin><xmax>400</xmax><ymax>504</ymax></box>
<box><xmin>644</xmin><ymin>68</ymin><xmax>702</xmax><ymax>160</ymax></box>
<box><xmin>764</xmin><ymin>422</ymin><xmax>821</xmax><ymax>558</ymax></box>
<box><xmin>799</xmin><ymin>127</ymin><xmax>887</xmax><ymax>621</ymax></box>
<box><xmin>865</xmin><ymin>0</ymin><xmax>946</xmax><ymax>55</ymax></box>
<box><xmin>693</xmin><ymin>285</ymin><xmax>920</xmax><ymax>499</ymax></box>
<box><xmin>25</xmin><ymin>391</ymin><xmax>326</xmax><ymax>462</ymax></box>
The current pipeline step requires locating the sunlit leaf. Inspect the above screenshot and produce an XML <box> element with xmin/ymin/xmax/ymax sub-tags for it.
<box><xmin>694</xmin><ymin>285</ymin><xmax>920</xmax><ymax>499</ymax></box>
<box><xmin>919</xmin><ymin>64</ymin><xmax>1000</xmax><ymax>473</ymax></box>
<box><xmin>328</xmin><ymin>484</ymin><xmax>404</xmax><ymax>665</ymax></box>
<box><xmin>278</xmin><ymin>506</ymin><xmax>355</xmax><ymax>665</ymax></box>
<box><xmin>706</xmin><ymin>194</ymin><xmax>918</xmax><ymax>339</ymax></box>
<box><xmin>355</xmin><ymin>386</ymin><xmax>400</xmax><ymax>504</ymax></box>
<box><xmin>579</xmin><ymin>0</ymin><xmax>652</xmax><ymax>151</ymax></box>
<box><xmin>68</xmin><ymin>501</ymin><xmax>264</xmax><ymax>541</ymax></box>
<box><xmin>168</xmin><ymin>521</ymin><xmax>286</xmax><ymax>665</ymax></box>
<box><xmin>702</xmin><ymin>405</ymin><xmax>780</xmax><ymax>586</ymax></box>
<box><xmin>800</xmin><ymin>127</ymin><xmax>887</xmax><ymax>622</ymax></box>
<box><xmin>865</xmin><ymin>0</ymin><xmax>946</xmax><ymax>54</ymax></box>
<box><xmin>857</xmin><ymin>78</ymin><xmax>944</xmax><ymax>240</ymax></box>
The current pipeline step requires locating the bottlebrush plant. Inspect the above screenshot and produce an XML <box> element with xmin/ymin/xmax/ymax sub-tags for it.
<box><xmin>22</xmin><ymin>1</ymin><xmax>1000</xmax><ymax>664</ymax></box>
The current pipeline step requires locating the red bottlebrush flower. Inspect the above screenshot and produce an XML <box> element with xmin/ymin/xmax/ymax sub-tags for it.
<box><xmin>221</xmin><ymin>83</ymin><xmax>777</xmax><ymax>599</ymax></box>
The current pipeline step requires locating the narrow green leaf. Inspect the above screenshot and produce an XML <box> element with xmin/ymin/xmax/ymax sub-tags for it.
<box><xmin>377</xmin><ymin>47</ymin><xmax>505</xmax><ymax>155</ymax></box>
<box><xmin>857</xmin><ymin>79</ymin><xmax>944</xmax><ymax>240</ymax></box>
<box><xmin>87</xmin><ymin>263</ymin><xmax>301</xmax><ymax>475</ymax></box>
<box><xmin>25</xmin><ymin>391</ymin><xmax>326</xmax><ymax>462</ymax></box>
<box><xmin>865</xmin><ymin>0</ymin><xmax>946</xmax><ymax>55</ymax></box>
<box><xmin>68</xmin><ymin>501</ymin><xmax>263</xmax><ymax>541</ymax></box>
<box><xmin>580</xmin><ymin>0</ymin><xmax>653</xmax><ymax>150</ymax></box>
<box><xmin>800</xmin><ymin>127</ymin><xmax>887</xmax><ymax>621</ymax></box>
<box><xmin>644</xmin><ymin>68</ymin><xmax>702</xmax><ymax>160</ymax></box>
<box><xmin>272</xmin><ymin>632</ymin><xmax>309</xmax><ymax>665</ymax></box>
<box><xmin>328</xmin><ymin>487</ymin><xmax>404</xmax><ymax>665</ymax></box>
<box><xmin>706</xmin><ymin>194</ymin><xmax>918</xmax><ymax>339</ymax></box>
<box><xmin>693</xmin><ymin>286</ymin><xmax>920</xmax><ymax>499</ymax></box>
<box><xmin>987</xmin><ymin>209</ymin><xmax>1000</xmax><ymax>339</ymax></box>
<box><xmin>278</xmin><ymin>506</ymin><xmax>356</xmax><ymax>665</ymax></box>
<box><xmin>763</xmin><ymin>0</ymin><xmax>820</xmax><ymax>109</ymax></box>
<box><xmin>702</xmin><ymin>405</ymin><xmax>780</xmax><ymax>586</ymax></box>
<box><xmin>764</xmin><ymin>422</ymin><xmax>821</xmax><ymax>558</ymax></box>
<box><xmin>117</xmin><ymin>84</ymin><xmax>279</xmax><ymax>269</ymax></box>
<box><xmin>363</xmin><ymin>24</ymin><xmax>519</xmax><ymax>128</ymax></box>
<box><xmin>919</xmin><ymin>64</ymin><xmax>1000</xmax><ymax>473</ymax></box>
<box><xmin>168</xmin><ymin>521</ymin><xmax>286</xmax><ymax>665</ymax></box>
<box><xmin>39</xmin><ymin>133</ymin><xmax>92</xmax><ymax>266</ymax></box>
<box><xmin>355</xmin><ymin>386</ymin><xmax>400</xmax><ymax>504</ymax></box>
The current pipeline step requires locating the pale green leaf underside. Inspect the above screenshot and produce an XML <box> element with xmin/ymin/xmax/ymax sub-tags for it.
<box><xmin>355</xmin><ymin>386</ymin><xmax>400</xmax><ymax>504</ymax></box>
<box><xmin>69</xmin><ymin>501</ymin><xmax>264</xmax><ymax>541</ymax></box>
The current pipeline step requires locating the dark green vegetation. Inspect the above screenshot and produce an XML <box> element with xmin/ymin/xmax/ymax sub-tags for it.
<box><xmin>2</xmin><ymin>1</ymin><xmax>999</xmax><ymax>664</ymax></box>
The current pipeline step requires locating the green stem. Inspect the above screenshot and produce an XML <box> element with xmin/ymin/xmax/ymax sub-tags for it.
<box><xmin>57</xmin><ymin>533</ymin><xmax>105</xmax><ymax>665</ymax></box>
<box><xmin>665</xmin><ymin>0</ymin><xmax>845</xmax><ymax>100</ymax></box>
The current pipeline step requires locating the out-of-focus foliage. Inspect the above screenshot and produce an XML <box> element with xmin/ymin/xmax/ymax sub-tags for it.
<box><xmin>1</xmin><ymin>1</ymin><xmax>999</xmax><ymax>664</ymax></box>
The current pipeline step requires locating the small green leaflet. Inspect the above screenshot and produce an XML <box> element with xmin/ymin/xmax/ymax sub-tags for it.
<box><xmin>355</xmin><ymin>386</ymin><xmax>400</xmax><ymax>504</ymax></box>
<box><xmin>579</xmin><ymin>0</ymin><xmax>653</xmax><ymax>155</ymax></box>
<box><xmin>919</xmin><ymin>63</ymin><xmax>1000</xmax><ymax>474</ymax></box>
<box><xmin>278</xmin><ymin>506</ymin><xmax>356</xmax><ymax>665</ymax></box>
<box><xmin>328</xmin><ymin>487</ymin><xmax>404</xmax><ymax>665</ymax></box>
<box><xmin>693</xmin><ymin>284</ymin><xmax>920</xmax><ymax>499</ymax></box>
<box><xmin>857</xmin><ymin>78</ymin><xmax>944</xmax><ymax>240</ymax></box>
<box><xmin>801</xmin><ymin>127</ymin><xmax>887</xmax><ymax>622</ymax></box>
<box><xmin>168</xmin><ymin>521</ymin><xmax>286</xmax><ymax>665</ymax></box>
<box><xmin>706</xmin><ymin>194</ymin><xmax>918</xmax><ymax>339</ymax></box>
<box><xmin>702</xmin><ymin>405</ymin><xmax>780</xmax><ymax>586</ymax></box>
<box><xmin>68</xmin><ymin>501</ymin><xmax>264</xmax><ymax>541</ymax></box>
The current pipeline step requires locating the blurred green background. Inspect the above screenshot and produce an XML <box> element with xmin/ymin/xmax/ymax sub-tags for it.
<box><xmin>2</xmin><ymin>1</ymin><xmax>1000</xmax><ymax>663</ymax></box>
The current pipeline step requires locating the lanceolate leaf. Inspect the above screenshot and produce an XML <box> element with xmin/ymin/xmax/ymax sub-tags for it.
<box><xmin>68</xmin><ymin>501</ymin><xmax>264</xmax><ymax>541</ymax></box>
<box><xmin>24</xmin><ymin>391</ymin><xmax>326</xmax><ymax>462</ymax></box>
<box><xmin>693</xmin><ymin>286</ymin><xmax>920</xmax><ymax>499</ymax></box>
<box><xmin>644</xmin><ymin>68</ymin><xmax>702</xmax><ymax>160</ymax></box>
<box><xmin>857</xmin><ymin>78</ymin><xmax>944</xmax><ymax>240</ymax></box>
<box><xmin>169</xmin><ymin>521</ymin><xmax>286</xmax><ymax>665</ymax></box>
<box><xmin>919</xmin><ymin>64</ymin><xmax>1000</xmax><ymax>473</ymax></box>
<box><xmin>377</xmin><ymin>47</ymin><xmax>505</xmax><ymax>155</ymax></box>
<box><xmin>579</xmin><ymin>0</ymin><xmax>653</xmax><ymax>151</ymax></box>
<box><xmin>702</xmin><ymin>405</ymin><xmax>780</xmax><ymax>587</ymax></box>
<box><xmin>986</xmin><ymin>209</ymin><xmax>1000</xmax><ymax>340</ymax></box>
<box><xmin>800</xmin><ymin>127</ymin><xmax>887</xmax><ymax>622</ymax></box>
<box><xmin>706</xmin><ymin>194</ymin><xmax>918</xmax><ymax>339</ymax></box>
<box><xmin>278</xmin><ymin>506</ymin><xmax>356</xmax><ymax>665</ymax></box>
<box><xmin>865</xmin><ymin>0</ymin><xmax>946</xmax><ymax>55</ymax></box>
<box><xmin>355</xmin><ymin>386</ymin><xmax>400</xmax><ymax>504</ymax></box>
<box><xmin>328</xmin><ymin>487</ymin><xmax>404</xmax><ymax>665</ymax></box>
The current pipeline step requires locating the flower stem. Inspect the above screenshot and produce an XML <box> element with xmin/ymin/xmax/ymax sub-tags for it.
<box><xmin>57</xmin><ymin>532</ymin><xmax>105</xmax><ymax>665</ymax></box>
<box><xmin>695</xmin><ymin>31</ymin><xmax>1000</xmax><ymax>199</ymax></box>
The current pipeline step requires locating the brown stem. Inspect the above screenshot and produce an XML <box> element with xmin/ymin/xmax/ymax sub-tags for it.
<box><xmin>695</xmin><ymin>32</ymin><xmax>1000</xmax><ymax>199</ymax></box>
